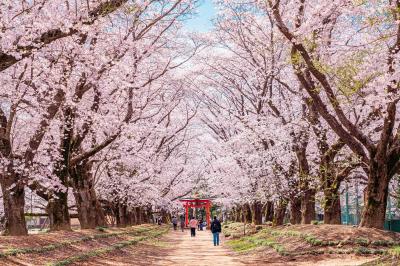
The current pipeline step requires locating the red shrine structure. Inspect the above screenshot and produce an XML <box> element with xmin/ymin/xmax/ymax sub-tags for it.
<box><xmin>180</xmin><ymin>198</ymin><xmax>212</xmax><ymax>228</ymax></box>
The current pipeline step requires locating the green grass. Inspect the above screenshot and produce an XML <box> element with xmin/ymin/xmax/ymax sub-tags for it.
<box><xmin>95</xmin><ymin>226</ymin><xmax>107</xmax><ymax>232</ymax></box>
<box><xmin>354</xmin><ymin>247</ymin><xmax>385</xmax><ymax>255</ymax></box>
<box><xmin>304</xmin><ymin>235</ymin><xmax>324</xmax><ymax>246</ymax></box>
<box><xmin>226</xmin><ymin>230</ymin><xmax>287</xmax><ymax>255</ymax></box>
<box><xmin>227</xmin><ymin>239</ymin><xmax>258</xmax><ymax>252</ymax></box>
<box><xmin>388</xmin><ymin>246</ymin><xmax>400</xmax><ymax>257</ymax></box>
<box><xmin>244</xmin><ymin>235</ymin><xmax>286</xmax><ymax>255</ymax></box>
<box><xmin>355</xmin><ymin>238</ymin><xmax>370</xmax><ymax>247</ymax></box>
<box><xmin>262</xmin><ymin>228</ymin><xmax>328</xmax><ymax>246</ymax></box>
<box><xmin>371</xmin><ymin>240</ymin><xmax>395</xmax><ymax>247</ymax></box>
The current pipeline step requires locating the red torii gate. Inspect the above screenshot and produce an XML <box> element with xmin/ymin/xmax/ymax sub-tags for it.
<box><xmin>180</xmin><ymin>198</ymin><xmax>212</xmax><ymax>229</ymax></box>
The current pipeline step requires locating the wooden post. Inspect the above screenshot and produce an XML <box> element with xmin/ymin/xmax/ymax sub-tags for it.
<box><xmin>185</xmin><ymin>203</ymin><xmax>189</xmax><ymax>227</ymax></box>
<box><xmin>206</xmin><ymin>201</ymin><xmax>211</xmax><ymax>229</ymax></box>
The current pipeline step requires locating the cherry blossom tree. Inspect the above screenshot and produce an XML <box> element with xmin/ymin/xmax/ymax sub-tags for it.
<box><xmin>264</xmin><ymin>0</ymin><xmax>400</xmax><ymax>228</ymax></box>
<box><xmin>0</xmin><ymin>0</ymin><xmax>200</xmax><ymax>234</ymax></box>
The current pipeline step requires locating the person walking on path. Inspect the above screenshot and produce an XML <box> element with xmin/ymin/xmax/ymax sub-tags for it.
<box><xmin>172</xmin><ymin>216</ymin><xmax>178</xmax><ymax>230</ymax></box>
<box><xmin>189</xmin><ymin>217</ymin><xmax>198</xmax><ymax>237</ymax></box>
<box><xmin>210</xmin><ymin>216</ymin><xmax>222</xmax><ymax>246</ymax></box>
<box><xmin>180</xmin><ymin>215</ymin><xmax>185</xmax><ymax>232</ymax></box>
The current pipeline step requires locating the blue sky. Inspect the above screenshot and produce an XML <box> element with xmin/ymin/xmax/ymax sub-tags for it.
<box><xmin>185</xmin><ymin>0</ymin><xmax>216</xmax><ymax>32</ymax></box>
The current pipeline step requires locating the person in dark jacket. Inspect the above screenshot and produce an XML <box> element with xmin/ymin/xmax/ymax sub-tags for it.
<box><xmin>210</xmin><ymin>216</ymin><xmax>222</xmax><ymax>246</ymax></box>
<box><xmin>179</xmin><ymin>215</ymin><xmax>185</xmax><ymax>232</ymax></box>
<box><xmin>172</xmin><ymin>216</ymin><xmax>178</xmax><ymax>230</ymax></box>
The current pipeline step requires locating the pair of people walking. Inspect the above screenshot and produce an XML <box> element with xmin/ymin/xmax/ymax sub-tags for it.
<box><xmin>171</xmin><ymin>215</ymin><xmax>186</xmax><ymax>232</ymax></box>
<box><xmin>188</xmin><ymin>216</ymin><xmax>221</xmax><ymax>246</ymax></box>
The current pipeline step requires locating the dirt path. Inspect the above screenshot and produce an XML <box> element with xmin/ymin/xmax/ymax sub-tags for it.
<box><xmin>155</xmin><ymin>229</ymin><xmax>244</xmax><ymax>266</ymax></box>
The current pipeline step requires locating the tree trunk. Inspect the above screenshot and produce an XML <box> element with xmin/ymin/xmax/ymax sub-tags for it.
<box><xmin>131</xmin><ymin>209</ymin><xmax>138</xmax><ymax>225</ymax></box>
<box><xmin>145</xmin><ymin>206</ymin><xmax>153</xmax><ymax>223</ymax></box>
<box><xmin>160</xmin><ymin>209</ymin><xmax>168</xmax><ymax>224</ymax></box>
<box><xmin>46</xmin><ymin>191</ymin><xmax>71</xmax><ymax>231</ymax></box>
<box><xmin>264</xmin><ymin>201</ymin><xmax>274</xmax><ymax>222</ymax></box>
<box><xmin>323</xmin><ymin>185</ymin><xmax>341</xmax><ymax>224</ymax></box>
<box><xmin>228</xmin><ymin>208</ymin><xmax>234</xmax><ymax>221</ymax></box>
<box><xmin>137</xmin><ymin>207</ymin><xmax>144</xmax><ymax>224</ymax></box>
<box><xmin>251</xmin><ymin>201</ymin><xmax>263</xmax><ymax>225</ymax></box>
<box><xmin>73</xmin><ymin>186</ymin><xmax>106</xmax><ymax>229</ymax></box>
<box><xmin>289</xmin><ymin>197</ymin><xmax>302</xmax><ymax>224</ymax></box>
<box><xmin>43</xmin><ymin>131</ymin><xmax>72</xmax><ymax>231</ymax></box>
<box><xmin>294</xmin><ymin>136</ymin><xmax>315</xmax><ymax>224</ymax></box>
<box><xmin>142</xmin><ymin>211</ymin><xmax>147</xmax><ymax>223</ymax></box>
<box><xmin>1</xmin><ymin>175</ymin><xmax>27</xmax><ymax>235</ymax></box>
<box><xmin>114</xmin><ymin>205</ymin><xmax>120</xmax><ymax>226</ymax></box>
<box><xmin>235</xmin><ymin>206</ymin><xmax>242</xmax><ymax>222</ymax></box>
<box><xmin>143</xmin><ymin>209</ymin><xmax>149</xmax><ymax>223</ymax></box>
<box><xmin>273</xmin><ymin>199</ymin><xmax>287</xmax><ymax>226</ymax></box>
<box><xmin>146</xmin><ymin>211</ymin><xmax>153</xmax><ymax>224</ymax></box>
<box><xmin>360</xmin><ymin>163</ymin><xmax>389</xmax><ymax>229</ymax></box>
<box><xmin>117</xmin><ymin>204</ymin><xmax>128</xmax><ymax>227</ymax></box>
<box><xmin>301</xmin><ymin>188</ymin><xmax>316</xmax><ymax>224</ymax></box>
<box><xmin>243</xmin><ymin>203</ymin><xmax>252</xmax><ymax>223</ymax></box>
<box><xmin>125</xmin><ymin>210</ymin><xmax>132</xmax><ymax>226</ymax></box>
<box><xmin>71</xmin><ymin>162</ymin><xmax>106</xmax><ymax>229</ymax></box>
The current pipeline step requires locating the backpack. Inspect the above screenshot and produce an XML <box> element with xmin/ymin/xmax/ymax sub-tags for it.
<box><xmin>212</xmin><ymin>220</ymin><xmax>221</xmax><ymax>233</ymax></box>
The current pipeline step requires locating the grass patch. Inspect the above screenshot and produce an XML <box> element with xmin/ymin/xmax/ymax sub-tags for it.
<box><xmin>355</xmin><ymin>238</ymin><xmax>370</xmax><ymax>247</ymax></box>
<box><xmin>304</xmin><ymin>235</ymin><xmax>324</xmax><ymax>246</ymax></box>
<box><xmin>95</xmin><ymin>226</ymin><xmax>107</xmax><ymax>232</ymax></box>
<box><xmin>354</xmin><ymin>247</ymin><xmax>384</xmax><ymax>255</ymax></box>
<box><xmin>263</xmin><ymin>228</ymin><xmax>327</xmax><ymax>246</ymax></box>
<box><xmin>227</xmin><ymin>239</ymin><xmax>258</xmax><ymax>252</ymax></box>
<box><xmin>371</xmin><ymin>240</ymin><xmax>395</xmax><ymax>247</ymax></box>
<box><xmin>227</xmin><ymin>230</ymin><xmax>287</xmax><ymax>255</ymax></box>
<box><xmin>388</xmin><ymin>246</ymin><xmax>400</xmax><ymax>258</ymax></box>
